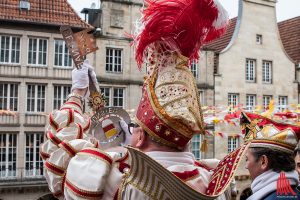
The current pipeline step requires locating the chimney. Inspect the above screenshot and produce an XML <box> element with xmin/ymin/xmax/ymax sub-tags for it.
<box><xmin>19</xmin><ymin>0</ymin><xmax>30</xmax><ymax>10</ymax></box>
<box><xmin>81</xmin><ymin>7</ymin><xmax>102</xmax><ymax>29</ymax></box>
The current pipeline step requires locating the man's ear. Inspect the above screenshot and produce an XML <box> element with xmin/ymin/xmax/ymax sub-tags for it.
<box><xmin>136</xmin><ymin>131</ymin><xmax>146</xmax><ymax>148</ymax></box>
<box><xmin>260</xmin><ymin>155</ymin><xmax>269</xmax><ymax>170</ymax></box>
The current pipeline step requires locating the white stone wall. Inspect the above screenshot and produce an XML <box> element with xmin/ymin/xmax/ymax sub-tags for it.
<box><xmin>216</xmin><ymin>0</ymin><xmax>297</xmax><ymax>106</ymax></box>
<box><xmin>212</xmin><ymin>0</ymin><xmax>297</xmax><ymax>197</ymax></box>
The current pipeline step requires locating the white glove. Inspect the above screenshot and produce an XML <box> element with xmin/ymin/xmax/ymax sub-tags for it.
<box><xmin>71</xmin><ymin>60</ymin><xmax>98</xmax><ymax>96</ymax></box>
<box><xmin>119</xmin><ymin>120</ymin><xmax>132</xmax><ymax>146</ymax></box>
<box><xmin>85</xmin><ymin>60</ymin><xmax>98</xmax><ymax>90</ymax></box>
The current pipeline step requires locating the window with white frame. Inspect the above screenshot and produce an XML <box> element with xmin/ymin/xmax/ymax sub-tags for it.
<box><xmin>113</xmin><ymin>88</ymin><xmax>124</xmax><ymax>107</ymax></box>
<box><xmin>0</xmin><ymin>133</ymin><xmax>17</xmax><ymax>178</ymax></box>
<box><xmin>228</xmin><ymin>136</ymin><xmax>238</xmax><ymax>153</ymax></box>
<box><xmin>278</xmin><ymin>96</ymin><xmax>288</xmax><ymax>111</ymax></box>
<box><xmin>199</xmin><ymin>90</ymin><xmax>205</xmax><ymax>106</ymax></box>
<box><xmin>246</xmin><ymin>94</ymin><xmax>256</xmax><ymax>111</ymax></box>
<box><xmin>190</xmin><ymin>134</ymin><xmax>202</xmax><ymax>160</ymax></box>
<box><xmin>53</xmin><ymin>85</ymin><xmax>71</xmax><ymax>110</ymax></box>
<box><xmin>0</xmin><ymin>35</ymin><xmax>20</xmax><ymax>64</ymax></box>
<box><xmin>0</xmin><ymin>83</ymin><xmax>18</xmax><ymax>111</ymax></box>
<box><xmin>25</xmin><ymin>133</ymin><xmax>44</xmax><ymax>177</ymax></box>
<box><xmin>106</xmin><ymin>48</ymin><xmax>122</xmax><ymax>73</ymax></box>
<box><xmin>28</xmin><ymin>38</ymin><xmax>47</xmax><ymax>66</ymax></box>
<box><xmin>190</xmin><ymin>60</ymin><xmax>198</xmax><ymax>78</ymax></box>
<box><xmin>256</xmin><ymin>34</ymin><xmax>262</xmax><ymax>45</ymax></box>
<box><xmin>100</xmin><ymin>87</ymin><xmax>125</xmax><ymax>108</ymax></box>
<box><xmin>27</xmin><ymin>84</ymin><xmax>46</xmax><ymax>112</ymax></box>
<box><xmin>100</xmin><ymin>87</ymin><xmax>110</xmax><ymax>107</ymax></box>
<box><xmin>228</xmin><ymin>93</ymin><xmax>239</xmax><ymax>107</ymax></box>
<box><xmin>54</xmin><ymin>39</ymin><xmax>72</xmax><ymax>67</ymax></box>
<box><xmin>228</xmin><ymin>93</ymin><xmax>239</xmax><ymax>113</ymax></box>
<box><xmin>263</xmin><ymin>95</ymin><xmax>272</xmax><ymax>110</ymax></box>
<box><xmin>262</xmin><ymin>61</ymin><xmax>272</xmax><ymax>83</ymax></box>
<box><xmin>246</xmin><ymin>59</ymin><xmax>256</xmax><ymax>82</ymax></box>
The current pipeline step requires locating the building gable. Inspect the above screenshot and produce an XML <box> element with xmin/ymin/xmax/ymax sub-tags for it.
<box><xmin>203</xmin><ymin>4</ymin><xmax>299</xmax><ymax>65</ymax></box>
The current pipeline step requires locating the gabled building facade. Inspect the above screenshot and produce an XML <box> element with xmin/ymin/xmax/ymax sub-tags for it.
<box><xmin>201</xmin><ymin>0</ymin><xmax>300</xmax><ymax>197</ymax></box>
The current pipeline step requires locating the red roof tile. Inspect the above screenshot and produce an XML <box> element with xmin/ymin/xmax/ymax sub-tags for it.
<box><xmin>0</xmin><ymin>0</ymin><xmax>91</xmax><ymax>29</ymax></box>
<box><xmin>278</xmin><ymin>16</ymin><xmax>300</xmax><ymax>64</ymax></box>
<box><xmin>203</xmin><ymin>16</ymin><xmax>300</xmax><ymax>65</ymax></box>
<box><xmin>202</xmin><ymin>17</ymin><xmax>237</xmax><ymax>52</ymax></box>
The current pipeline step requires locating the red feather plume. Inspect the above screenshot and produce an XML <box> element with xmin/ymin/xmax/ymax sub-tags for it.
<box><xmin>134</xmin><ymin>0</ymin><xmax>229</xmax><ymax>69</ymax></box>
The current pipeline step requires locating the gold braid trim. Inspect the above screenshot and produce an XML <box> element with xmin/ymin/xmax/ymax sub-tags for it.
<box><xmin>146</xmin><ymin>57</ymin><xmax>205</xmax><ymax>138</ymax></box>
<box><xmin>250</xmin><ymin>139</ymin><xmax>295</xmax><ymax>153</ymax></box>
<box><xmin>189</xmin><ymin>107</ymin><xmax>205</xmax><ymax>134</ymax></box>
<box><xmin>147</xmin><ymin>81</ymin><xmax>191</xmax><ymax>139</ymax></box>
<box><xmin>175</xmin><ymin>59</ymin><xmax>205</xmax><ymax>133</ymax></box>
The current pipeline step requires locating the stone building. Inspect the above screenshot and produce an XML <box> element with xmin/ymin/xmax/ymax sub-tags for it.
<box><xmin>201</xmin><ymin>0</ymin><xmax>300</xmax><ymax>198</ymax></box>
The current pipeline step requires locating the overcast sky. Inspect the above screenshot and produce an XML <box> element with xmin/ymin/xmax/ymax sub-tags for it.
<box><xmin>68</xmin><ymin>0</ymin><xmax>300</xmax><ymax>22</ymax></box>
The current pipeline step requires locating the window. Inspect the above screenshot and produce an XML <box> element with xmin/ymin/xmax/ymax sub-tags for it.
<box><xmin>28</xmin><ymin>38</ymin><xmax>47</xmax><ymax>66</ymax></box>
<box><xmin>106</xmin><ymin>48</ymin><xmax>122</xmax><ymax>73</ymax></box>
<box><xmin>228</xmin><ymin>93</ymin><xmax>239</xmax><ymax>107</ymax></box>
<box><xmin>25</xmin><ymin>133</ymin><xmax>44</xmax><ymax>177</ymax></box>
<box><xmin>100</xmin><ymin>87</ymin><xmax>125</xmax><ymax>107</ymax></box>
<box><xmin>190</xmin><ymin>134</ymin><xmax>202</xmax><ymax>160</ymax></box>
<box><xmin>246</xmin><ymin>94</ymin><xmax>256</xmax><ymax>111</ymax></box>
<box><xmin>0</xmin><ymin>83</ymin><xmax>18</xmax><ymax>111</ymax></box>
<box><xmin>199</xmin><ymin>90</ymin><xmax>205</xmax><ymax>106</ymax></box>
<box><xmin>0</xmin><ymin>133</ymin><xmax>17</xmax><ymax>178</ymax></box>
<box><xmin>54</xmin><ymin>39</ymin><xmax>72</xmax><ymax>67</ymax></box>
<box><xmin>27</xmin><ymin>84</ymin><xmax>46</xmax><ymax>112</ymax></box>
<box><xmin>100</xmin><ymin>87</ymin><xmax>110</xmax><ymax>107</ymax></box>
<box><xmin>190</xmin><ymin>60</ymin><xmax>198</xmax><ymax>78</ymax></box>
<box><xmin>113</xmin><ymin>88</ymin><xmax>124</xmax><ymax>107</ymax></box>
<box><xmin>53</xmin><ymin>85</ymin><xmax>71</xmax><ymax>110</ymax></box>
<box><xmin>278</xmin><ymin>96</ymin><xmax>288</xmax><ymax>111</ymax></box>
<box><xmin>256</xmin><ymin>34</ymin><xmax>262</xmax><ymax>44</ymax></box>
<box><xmin>246</xmin><ymin>59</ymin><xmax>256</xmax><ymax>82</ymax></box>
<box><xmin>263</xmin><ymin>95</ymin><xmax>272</xmax><ymax>110</ymax></box>
<box><xmin>228</xmin><ymin>93</ymin><xmax>239</xmax><ymax>113</ymax></box>
<box><xmin>0</xmin><ymin>35</ymin><xmax>20</xmax><ymax>64</ymax></box>
<box><xmin>228</xmin><ymin>136</ymin><xmax>238</xmax><ymax>153</ymax></box>
<box><xmin>262</xmin><ymin>61</ymin><xmax>272</xmax><ymax>83</ymax></box>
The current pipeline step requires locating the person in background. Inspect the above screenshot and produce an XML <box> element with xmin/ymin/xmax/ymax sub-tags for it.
<box><xmin>240</xmin><ymin>112</ymin><xmax>300</xmax><ymax>200</ymax></box>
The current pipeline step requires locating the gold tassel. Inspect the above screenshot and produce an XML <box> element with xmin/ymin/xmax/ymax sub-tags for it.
<box><xmin>200</xmin><ymin>139</ymin><xmax>208</xmax><ymax>152</ymax></box>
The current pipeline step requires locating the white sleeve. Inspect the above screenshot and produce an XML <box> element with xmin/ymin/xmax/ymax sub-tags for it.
<box><xmin>40</xmin><ymin>103</ymin><xmax>111</xmax><ymax>199</ymax></box>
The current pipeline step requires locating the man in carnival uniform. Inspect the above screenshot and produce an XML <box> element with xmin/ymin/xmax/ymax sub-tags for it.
<box><xmin>240</xmin><ymin>112</ymin><xmax>300</xmax><ymax>200</ymax></box>
<box><xmin>40</xmin><ymin>0</ymin><xmax>241</xmax><ymax>199</ymax></box>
